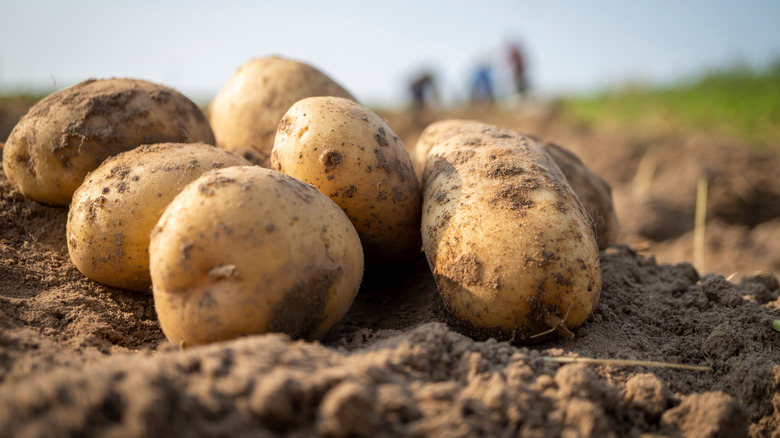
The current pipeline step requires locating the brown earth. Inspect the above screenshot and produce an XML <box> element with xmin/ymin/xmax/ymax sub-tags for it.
<box><xmin>1</xmin><ymin>101</ymin><xmax>779</xmax><ymax>437</ymax></box>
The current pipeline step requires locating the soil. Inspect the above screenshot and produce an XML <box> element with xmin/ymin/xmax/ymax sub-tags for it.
<box><xmin>1</xmin><ymin>101</ymin><xmax>779</xmax><ymax>437</ymax></box>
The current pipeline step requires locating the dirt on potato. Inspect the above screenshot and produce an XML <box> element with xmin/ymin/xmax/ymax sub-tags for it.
<box><xmin>1</xmin><ymin>102</ymin><xmax>780</xmax><ymax>437</ymax></box>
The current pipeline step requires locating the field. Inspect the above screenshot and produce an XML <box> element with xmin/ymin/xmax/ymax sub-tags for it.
<box><xmin>1</xmin><ymin>68</ymin><xmax>779</xmax><ymax>437</ymax></box>
<box><xmin>561</xmin><ymin>61</ymin><xmax>780</xmax><ymax>150</ymax></box>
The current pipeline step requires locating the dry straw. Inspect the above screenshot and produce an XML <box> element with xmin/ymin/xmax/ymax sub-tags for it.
<box><xmin>694</xmin><ymin>176</ymin><xmax>708</xmax><ymax>273</ymax></box>
<box><xmin>542</xmin><ymin>356</ymin><xmax>712</xmax><ymax>371</ymax></box>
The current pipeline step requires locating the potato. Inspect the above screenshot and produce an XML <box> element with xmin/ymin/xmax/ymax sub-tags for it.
<box><xmin>66</xmin><ymin>143</ymin><xmax>250</xmax><ymax>292</ymax></box>
<box><xmin>415</xmin><ymin>119</ymin><xmax>619</xmax><ymax>249</ymax></box>
<box><xmin>149</xmin><ymin>166</ymin><xmax>364</xmax><ymax>346</ymax></box>
<box><xmin>271</xmin><ymin>96</ymin><xmax>421</xmax><ymax>268</ymax></box>
<box><xmin>209</xmin><ymin>56</ymin><xmax>355</xmax><ymax>167</ymax></box>
<box><xmin>541</xmin><ymin>141</ymin><xmax>619</xmax><ymax>249</ymax></box>
<box><xmin>420</xmin><ymin>121</ymin><xmax>601</xmax><ymax>342</ymax></box>
<box><xmin>2</xmin><ymin>78</ymin><xmax>215</xmax><ymax>206</ymax></box>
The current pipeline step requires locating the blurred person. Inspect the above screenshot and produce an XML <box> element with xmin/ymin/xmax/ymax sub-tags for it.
<box><xmin>409</xmin><ymin>71</ymin><xmax>438</xmax><ymax>124</ymax></box>
<box><xmin>470</xmin><ymin>61</ymin><xmax>494</xmax><ymax>106</ymax></box>
<box><xmin>508</xmin><ymin>42</ymin><xmax>529</xmax><ymax>97</ymax></box>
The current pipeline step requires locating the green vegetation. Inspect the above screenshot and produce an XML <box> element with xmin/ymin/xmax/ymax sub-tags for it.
<box><xmin>0</xmin><ymin>90</ymin><xmax>48</xmax><ymax>103</ymax></box>
<box><xmin>561</xmin><ymin>60</ymin><xmax>780</xmax><ymax>149</ymax></box>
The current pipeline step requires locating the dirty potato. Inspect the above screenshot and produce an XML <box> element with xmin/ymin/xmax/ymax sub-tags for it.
<box><xmin>415</xmin><ymin>119</ymin><xmax>619</xmax><ymax>249</ymax></box>
<box><xmin>271</xmin><ymin>96</ymin><xmax>422</xmax><ymax>268</ymax></box>
<box><xmin>3</xmin><ymin>78</ymin><xmax>215</xmax><ymax>206</ymax></box>
<box><xmin>209</xmin><ymin>56</ymin><xmax>355</xmax><ymax>166</ymax></box>
<box><xmin>149</xmin><ymin>166</ymin><xmax>364</xmax><ymax>346</ymax></box>
<box><xmin>420</xmin><ymin>121</ymin><xmax>601</xmax><ymax>342</ymax></box>
<box><xmin>66</xmin><ymin>143</ymin><xmax>250</xmax><ymax>292</ymax></box>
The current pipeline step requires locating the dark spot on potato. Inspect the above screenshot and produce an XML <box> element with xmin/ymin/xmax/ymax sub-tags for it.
<box><xmin>267</xmin><ymin>266</ymin><xmax>343</xmax><ymax>339</ymax></box>
<box><xmin>198</xmin><ymin>174</ymin><xmax>237</xmax><ymax>196</ymax></box>
<box><xmin>320</xmin><ymin>149</ymin><xmax>343</xmax><ymax>170</ymax></box>
<box><xmin>271</xmin><ymin>151</ymin><xmax>283</xmax><ymax>172</ymax></box>
<box><xmin>396</xmin><ymin>159</ymin><xmax>414</xmax><ymax>183</ymax></box>
<box><xmin>451</xmin><ymin>149</ymin><xmax>476</xmax><ymax>166</ymax></box>
<box><xmin>108</xmin><ymin>165</ymin><xmax>132</xmax><ymax>180</ymax></box>
<box><xmin>199</xmin><ymin>185</ymin><xmax>215</xmax><ymax>196</ymax></box>
<box><xmin>422</xmin><ymin>157</ymin><xmax>457</xmax><ymax>187</ymax></box>
<box><xmin>392</xmin><ymin>187</ymin><xmax>406</xmax><ymax>203</ymax></box>
<box><xmin>343</xmin><ymin>185</ymin><xmax>356</xmax><ymax>198</ymax></box>
<box><xmin>434</xmin><ymin>189</ymin><xmax>447</xmax><ymax>204</ymax></box>
<box><xmin>375</xmin><ymin>127</ymin><xmax>389</xmax><ymax>147</ymax></box>
<box><xmin>278</xmin><ymin>116</ymin><xmax>292</xmax><ymax>133</ymax></box>
<box><xmin>462</xmin><ymin>137</ymin><xmax>482</xmax><ymax>147</ymax></box>
<box><xmin>490</xmin><ymin>132</ymin><xmax>513</xmax><ymax>139</ymax></box>
<box><xmin>198</xmin><ymin>290</ymin><xmax>216</xmax><ymax>308</ymax></box>
<box><xmin>554</xmin><ymin>272</ymin><xmax>572</xmax><ymax>286</ymax></box>
<box><xmin>181</xmin><ymin>242</ymin><xmax>194</xmax><ymax>260</ymax></box>
<box><xmin>11</xmin><ymin>140</ymin><xmax>37</xmax><ymax>178</ymax></box>
<box><xmin>485</xmin><ymin>161</ymin><xmax>524</xmax><ymax>178</ymax></box>
<box><xmin>374</xmin><ymin>148</ymin><xmax>391</xmax><ymax>173</ymax></box>
<box><xmin>102</xmin><ymin>187</ymin><xmax>110</xmax><ymax>194</ymax></box>
<box><xmin>112</xmin><ymin>233</ymin><xmax>125</xmax><ymax>262</ymax></box>
<box><xmin>526</xmin><ymin>250</ymin><xmax>559</xmax><ymax>268</ymax></box>
<box><xmin>271</xmin><ymin>173</ymin><xmax>316</xmax><ymax>204</ymax></box>
<box><xmin>84</xmin><ymin>195</ymin><xmax>107</xmax><ymax>221</ymax></box>
<box><xmin>492</xmin><ymin>182</ymin><xmax>536</xmax><ymax>211</ymax></box>
<box><xmin>148</xmin><ymin>89</ymin><xmax>172</xmax><ymax>103</ymax></box>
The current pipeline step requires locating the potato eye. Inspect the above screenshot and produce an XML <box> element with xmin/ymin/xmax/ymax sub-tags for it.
<box><xmin>320</xmin><ymin>149</ymin><xmax>344</xmax><ymax>169</ymax></box>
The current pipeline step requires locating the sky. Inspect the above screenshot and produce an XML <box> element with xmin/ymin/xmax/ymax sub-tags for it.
<box><xmin>1</xmin><ymin>0</ymin><xmax>779</xmax><ymax>108</ymax></box>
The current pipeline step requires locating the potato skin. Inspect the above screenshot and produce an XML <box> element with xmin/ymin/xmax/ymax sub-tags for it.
<box><xmin>149</xmin><ymin>166</ymin><xmax>364</xmax><ymax>346</ymax></box>
<box><xmin>209</xmin><ymin>56</ymin><xmax>355</xmax><ymax>167</ymax></box>
<box><xmin>2</xmin><ymin>78</ymin><xmax>215</xmax><ymax>206</ymax></box>
<box><xmin>66</xmin><ymin>143</ymin><xmax>250</xmax><ymax>292</ymax></box>
<box><xmin>412</xmin><ymin>119</ymin><xmax>471</xmax><ymax>181</ymax></box>
<box><xmin>415</xmin><ymin>119</ymin><xmax>619</xmax><ymax>249</ymax></box>
<box><xmin>421</xmin><ymin>121</ymin><xmax>601</xmax><ymax>342</ymax></box>
<box><xmin>271</xmin><ymin>96</ymin><xmax>422</xmax><ymax>268</ymax></box>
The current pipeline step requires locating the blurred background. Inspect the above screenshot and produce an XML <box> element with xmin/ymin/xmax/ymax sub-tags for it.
<box><xmin>1</xmin><ymin>0</ymin><xmax>780</xmax><ymax>280</ymax></box>
<box><xmin>1</xmin><ymin>0</ymin><xmax>778</xmax><ymax>106</ymax></box>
